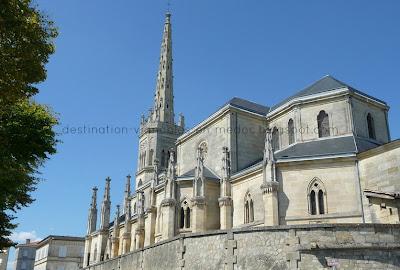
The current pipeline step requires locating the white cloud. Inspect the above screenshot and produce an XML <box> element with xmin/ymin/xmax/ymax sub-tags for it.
<box><xmin>10</xmin><ymin>231</ymin><xmax>41</xmax><ymax>244</ymax></box>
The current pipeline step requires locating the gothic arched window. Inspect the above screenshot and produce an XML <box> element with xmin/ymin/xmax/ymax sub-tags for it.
<box><xmin>317</xmin><ymin>110</ymin><xmax>330</xmax><ymax>138</ymax></box>
<box><xmin>244</xmin><ymin>193</ymin><xmax>254</xmax><ymax>224</ymax></box>
<box><xmin>288</xmin><ymin>119</ymin><xmax>295</xmax><ymax>145</ymax></box>
<box><xmin>272</xmin><ymin>127</ymin><xmax>280</xmax><ymax>151</ymax></box>
<box><xmin>367</xmin><ymin>113</ymin><xmax>376</xmax><ymax>140</ymax></box>
<box><xmin>198</xmin><ymin>141</ymin><xmax>208</xmax><ymax>160</ymax></box>
<box><xmin>310</xmin><ymin>190</ymin><xmax>316</xmax><ymax>215</ymax></box>
<box><xmin>318</xmin><ymin>190</ymin><xmax>325</xmax><ymax>214</ymax></box>
<box><xmin>186</xmin><ymin>207</ymin><xmax>191</xmax><ymax>228</ymax></box>
<box><xmin>179</xmin><ymin>200</ymin><xmax>191</xmax><ymax>229</ymax></box>
<box><xmin>137</xmin><ymin>179</ymin><xmax>142</xmax><ymax>187</ymax></box>
<box><xmin>180</xmin><ymin>207</ymin><xmax>185</xmax><ymax>229</ymax></box>
<box><xmin>308</xmin><ymin>178</ymin><xmax>327</xmax><ymax>215</ymax></box>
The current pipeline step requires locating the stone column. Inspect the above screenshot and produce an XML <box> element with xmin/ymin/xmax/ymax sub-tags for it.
<box><xmin>191</xmin><ymin>196</ymin><xmax>206</xmax><ymax>232</ymax></box>
<box><xmin>144</xmin><ymin>206</ymin><xmax>157</xmax><ymax>246</ymax></box>
<box><xmin>83</xmin><ymin>237</ymin><xmax>91</xmax><ymax>267</ymax></box>
<box><xmin>161</xmin><ymin>198</ymin><xmax>176</xmax><ymax>239</ymax></box>
<box><xmin>110</xmin><ymin>237</ymin><xmax>119</xmax><ymax>258</ymax></box>
<box><xmin>135</xmin><ymin>228</ymin><xmax>145</xmax><ymax>250</ymax></box>
<box><xmin>219</xmin><ymin>147</ymin><xmax>232</xmax><ymax>230</ymax></box>
<box><xmin>97</xmin><ymin>230</ymin><xmax>109</xmax><ymax>262</ymax></box>
<box><xmin>261</xmin><ymin>181</ymin><xmax>279</xmax><ymax>226</ymax></box>
<box><xmin>135</xmin><ymin>191</ymin><xmax>145</xmax><ymax>250</ymax></box>
<box><xmin>121</xmin><ymin>231</ymin><xmax>131</xmax><ymax>254</ymax></box>
<box><xmin>218</xmin><ymin>197</ymin><xmax>232</xmax><ymax>229</ymax></box>
<box><xmin>110</xmin><ymin>205</ymin><xmax>120</xmax><ymax>258</ymax></box>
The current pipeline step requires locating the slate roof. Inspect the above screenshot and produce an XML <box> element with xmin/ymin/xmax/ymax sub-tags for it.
<box><xmin>224</xmin><ymin>97</ymin><xmax>270</xmax><ymax>116</ymax></box>
<box><xmin>109</xmin><ymin>213</ymin><xmax>126</xmax><ymax>227</ymax></box>
<box><xmin>178</xmin><ymin>166</ymin><xmax>220</xmax><ymax>180</ymax></box>
<box><xmin>270</xmin><ymin>75</ymin><xmax>386</xmax><ymax>111</ymax></box>
<box><xmin>275</xmin><ymin>135</ymin><xmax>381</xmax><ymax>160</ymax></box>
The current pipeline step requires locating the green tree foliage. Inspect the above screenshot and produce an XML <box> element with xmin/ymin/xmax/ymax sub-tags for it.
<box><xmin>0</xmin><ymin>0</ymin><xmax>58</xmax><ymax>248</ymax></box>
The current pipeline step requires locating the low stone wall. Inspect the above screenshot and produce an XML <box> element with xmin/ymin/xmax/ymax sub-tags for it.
<box><xmin>84</xmin><ymin>224</ymin><xmax>400</xmax><ymax>270</ymax></box>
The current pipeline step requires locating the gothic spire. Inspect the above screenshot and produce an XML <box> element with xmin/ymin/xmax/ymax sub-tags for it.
<box><xmin>100</xmin><ymin>177</ymin><xmax>111</xmax><ymax>230</ymax></box>
<box><xmin>153</xmin><ymin>13</ymin><xmax>174</xmax><ymax>124</ymax></box>
<box><xmin>123</xmin><ymin>175</ymin><xmax>131</xmax><ymax>214</ymax></box>
<box><xmin>87</xmin><ymin>186</ymin><xmax>98</xmax><ymax>235</ymax></box>
<box><xmin>165</xmin><ymin>150</ymin><xmax>176</xmax><ymax>199</ymax></box>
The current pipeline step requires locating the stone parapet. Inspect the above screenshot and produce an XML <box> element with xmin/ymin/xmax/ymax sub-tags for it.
<box><xmin>83</xmin><ymin>224</ymin><xmax>400</xmax><ymax>270</ymax></box>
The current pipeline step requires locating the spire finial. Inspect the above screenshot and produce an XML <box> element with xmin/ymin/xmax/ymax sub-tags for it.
<box><xmin>167</xmin><ymin>0</ymin><xmax>171</xmax><ymax>14</ymax></box>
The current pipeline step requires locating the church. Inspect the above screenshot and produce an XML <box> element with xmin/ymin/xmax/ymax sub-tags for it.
<box><xmin>82</xmin><ymin>13</ymin><xmax>400</xmax><ymax>267</ymax></box>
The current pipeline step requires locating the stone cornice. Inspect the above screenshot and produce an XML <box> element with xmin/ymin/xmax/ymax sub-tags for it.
<box><xmin>161</xmin><ymin>198</ymin><xmax>176</xmax><ymax>207</ymax></box>
<box><xmin>218</xmin><ymin>197</ymin><xmax>232</xmax><ymax>206</ymax></box>
<box><xmin>260</xmin><ymin>181</ymin><xmax>279</xmax><ymax>194</ymax></box>
<box><xmin>191</xmin><ymin>196</ymin><xmax>206</xmax><ymax>206</ymax></box>
<box><xmin>145</xmin><ymin>206</ymin><xmax>157</xmax><ymax>214</ymax></box>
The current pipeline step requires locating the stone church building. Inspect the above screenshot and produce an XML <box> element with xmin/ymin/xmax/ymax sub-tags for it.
<box><xmin>83</xmin><ymin>13</ymin><xmax>400</xmax><ymax>267</ymax></box>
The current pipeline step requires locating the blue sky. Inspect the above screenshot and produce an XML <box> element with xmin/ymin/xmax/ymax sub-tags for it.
<box><xmin>7</xmin><ymin>0</ymin><xmax>400</xmax><ymax>267</ymax></box>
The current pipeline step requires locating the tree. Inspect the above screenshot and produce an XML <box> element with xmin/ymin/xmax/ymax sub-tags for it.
<box><xmin>0</xmin><ymin>0</ymin><xmax>58</xmax><ymax>249</ymax></box>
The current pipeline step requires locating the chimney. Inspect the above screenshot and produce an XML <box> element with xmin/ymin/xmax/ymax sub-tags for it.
<box><xmin>26</xmin><ymin>239</ymin><xmax>31</xmax><ymax>244</ymax></box>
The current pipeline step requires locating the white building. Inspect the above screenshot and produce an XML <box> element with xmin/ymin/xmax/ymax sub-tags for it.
<box><xmin>0</xmin><ymin>248</ymin><xmax>9</xmax><ymax>270</ymax></box>
<box><xmin>34</xmin><ymin>236</ymin><xmax>84</xmax><ymax>270</ymax></box>
<box><xmin>14</xmin><ymin>239</ymin><xmax>38</xmax><ymax>270</ymax></box>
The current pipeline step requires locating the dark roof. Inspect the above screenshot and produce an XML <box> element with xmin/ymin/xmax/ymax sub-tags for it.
<box><xmin>225</xmin><ymin>97</ymin><xmax>269</xmax><ymax>116</ymax></box>
<box><xmin>355</xmin><ymin>137</ymin><xmax>381</xmax><ymax>153</ymax></box>
<box><xmin>109</xmin><ymin>213</ymin><xmax>126</xmax><ymax>227</ymax></box>
<box><xmin>270</xmin><ymin>75</ymin><xmax>386</xmax><ymax>111</ymax></box>
<box><xmin>275</xmin><ymin>136</ymin><xmax>381</xmax><ymax>160</ymax></box>
<box><xmin>178</xmin><ymin>166</ymin><xmax>220</xmax><ymax>180</ymax></box>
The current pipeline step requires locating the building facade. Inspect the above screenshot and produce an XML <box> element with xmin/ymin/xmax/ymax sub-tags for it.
<box><xmin>83</xmin><ymin>13</ymin><xmax>400</xmax><ymax>268</ymax></box>
<box><xmin>14</xmin><ymin>239</ymin><xmax>38</xmax><ymax>270</ymax></box>
<box><xmin>34</xmin><ymin>236</ymin><xmax>84</xmax><ymax>270</ymax></box>
<box><xmin>0</xmin><ymin>248</ymin><xmax>9</xmax><ymax>270</ymax></box>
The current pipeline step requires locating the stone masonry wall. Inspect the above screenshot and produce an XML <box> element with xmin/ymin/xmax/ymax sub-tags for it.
<box><xmin>83</xmin><ymin>224</ymin><xmax>400</xmax><ymax>270</ymax></box>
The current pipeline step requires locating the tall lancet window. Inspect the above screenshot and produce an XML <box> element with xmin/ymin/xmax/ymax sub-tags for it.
<box><xmin>288</xmin><ymin>119</ymin><xmax>295</xmax><ymax>145</ymax></box>
<box><xmin>244</xmin><ymin>192</ymin><xmax>254</xmax><ymax>224</ymax></box>
<box><xmin>367</xmin><ymin>113</ymin><xmax>376</xmax><ymax>140</ymax></box>
<box><xmin>272</xmin><ymin>127</ymin><xmax>280</xmax><ymax>151</ymax></box>
<box><xmin>317</xmin><ymin>110</ymin><xmax>330</xmax><ymax>138</ymax></box>
<box><xmin>179</xmin><ymin>200</ymin><xmax>191</xmax><ymax>229</ymax></box>
<box><xmin>308</xmin><ymin>178</ymin><xmax>327</xmax><ymax>215</ymax></box>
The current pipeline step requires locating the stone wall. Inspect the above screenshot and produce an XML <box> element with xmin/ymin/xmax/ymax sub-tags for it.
<box><xmin>268</xmin><ymin>97</ymin><xmax>352</xmax><ymax>148</ymax></box>
<box><xmin>83</xmin><ymin>224</ymin><xmax>400</xmax><ymax>270</ymax></box>
<box><xmin>277</xmin><ymin>158</ymin><xmax>363</xmax><ymax>225</ymax></box>
<box><xmin>358</xmin><ymin>140</ymin><xmax>400</xmax><ymax>224</ymax></box>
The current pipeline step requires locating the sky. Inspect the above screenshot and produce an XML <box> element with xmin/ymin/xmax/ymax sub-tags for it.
<box><xmin>7</xmin><ymin>0</ymin><xmax>400</xmax><ymax>268</ymax></box>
